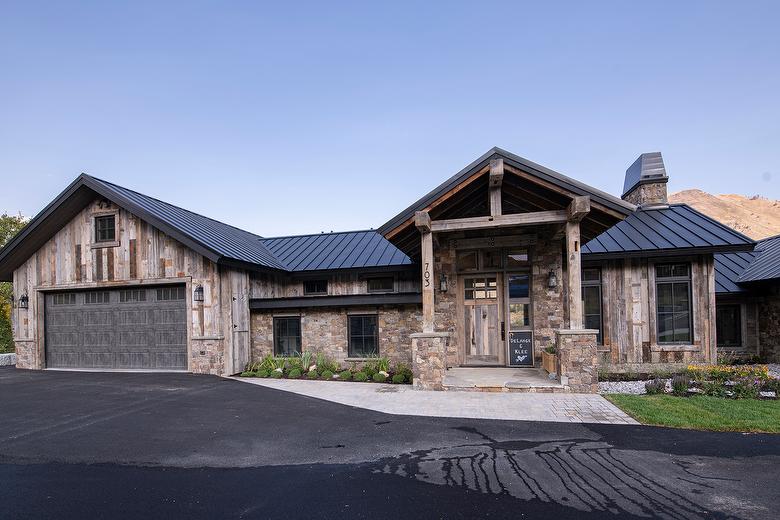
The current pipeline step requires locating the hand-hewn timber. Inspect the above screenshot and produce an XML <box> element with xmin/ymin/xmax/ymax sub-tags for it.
<box><xmin>430</xmin><ymin>210</ymin><xmax>568</xmax><ymax>233</ymax></box>
<box><xmin>489</xmin><ymin>158</ymin><xmax>504</xmax><ymax>217</ymax></box>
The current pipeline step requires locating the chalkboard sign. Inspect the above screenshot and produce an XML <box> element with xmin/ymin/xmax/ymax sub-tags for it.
<box><xmin>508</xmin><ymin>331</ymin><xmax>533</xmax><ymax>367</ymax></box>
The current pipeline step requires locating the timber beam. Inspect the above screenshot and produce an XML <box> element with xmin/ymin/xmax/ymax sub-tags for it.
<box><xmin>489</xmin><ymin>158</ymin><xmax>504</xmax><ymax>216</ymax></box>
<box><xmin>567</xmin><ymin>196</ymin><xmax>591</xmax><ymax>222</ymax></box>
<box><xmin>414</xmin><ymin>211</ymin><xmax>431</xmax><ymax>233</ymax></box>
<box><xmin>430</xmin><ymin>210</ymin><xmax>568</xmax><ymax>233</ymax></box>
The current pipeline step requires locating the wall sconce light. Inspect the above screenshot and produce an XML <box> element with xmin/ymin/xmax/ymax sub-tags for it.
<box><xmin>439</xmin><ymin>273</ymin><xmax>448</xmax><ymax>292</ymax></box>
<box><xmin>18</xmin><ymin>293</ymin><xmax>29</xmax><ymax>309</ymax></box>
<box><xmin>547</xmin><ymin>270</ymin><xmax>558</xmax><ymax>289</ymax></box>
<box><xmin>193</xmin><ymin>285</ymin><xmax>204</xmax><ymax>302</ymax></box>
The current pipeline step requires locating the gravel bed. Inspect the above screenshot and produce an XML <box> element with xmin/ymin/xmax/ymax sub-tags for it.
<box><xmin>768</xmin><ymin>364</ymin><xmax>780</xmax><ymax>380</ymax></box>
<box><xmin>599</xmin><ymin>379</ymin><xmax>670</xmax><ymax>395</ymax></box>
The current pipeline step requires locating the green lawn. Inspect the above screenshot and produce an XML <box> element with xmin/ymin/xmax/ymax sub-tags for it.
<box><xmin>605</xmin><ymin>394</ymin><xmax>780</xmax><ymax>433</ymax></box>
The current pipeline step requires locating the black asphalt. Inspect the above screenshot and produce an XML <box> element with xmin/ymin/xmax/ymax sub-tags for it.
<box><xmin>1</xmin><ymin>367</ymin><xmax>778</xmax><ymax>519</ymax></box>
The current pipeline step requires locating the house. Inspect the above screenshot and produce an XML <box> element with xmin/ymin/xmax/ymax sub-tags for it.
<box><xmin>1</xmin><ymin>147</ymin><xmax>774</xmax><ymax>392</ymax></box>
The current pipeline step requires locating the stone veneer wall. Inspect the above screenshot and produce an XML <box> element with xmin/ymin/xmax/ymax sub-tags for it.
<box><xmin>411</xmin><ymin>333</ymin><xmax>449</xmax><ymax>390</ymax></box>
<box><xmin>433</xmin><ymin>237</ymin><xmax>458</xmax><ymax>367</ymax></box>
<box><xmin>555</xmin><ymin>329</ymin><xmax>599</xmax><ymax>393</ymax></box>
<box><xmin>250</xmin><ymin>305</ymin><xmax>422</xmax><ymax>366</ymax></box>
<box><xmin>758</xmin><ymin>285</ymin><xmax>780</xmax><ymax>362</ymax></box>
<box><xmin>622</xmin><ymin>182</ymin><xmax>668</xmax><ymax>206</ymax></box>
<box><xmin>531</xmin><ymin>233</ymin><xmax>565</xmax><ymax>363</ymax></box>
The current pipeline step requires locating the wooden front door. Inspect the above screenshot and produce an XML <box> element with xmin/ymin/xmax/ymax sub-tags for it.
<box><xmin>463</xmin><ymin>275</ymin><xmax>502</xmax><ymax>365</ymax></box>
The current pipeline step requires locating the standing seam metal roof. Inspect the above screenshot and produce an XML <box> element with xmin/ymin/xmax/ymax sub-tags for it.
<box><xmin>582</xmin><ymin>204</ymin><xmax>755</xmax><ymax>258</ymax></box>
<box><xmin>737</xmin><ymin>234</ymin><xmax>780</xmax><ymax>283</ymax></box>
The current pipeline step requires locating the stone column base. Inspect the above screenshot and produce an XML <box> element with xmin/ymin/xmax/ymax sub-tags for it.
<box><xmin>411</xmin><ymin>332</ymin><xmax>450</xmax><ymax>391</ymax></box>
<box><xmin>555</xmin><ymin>329</ymin><xmax>599</xmax><ymax>393</ymax></box>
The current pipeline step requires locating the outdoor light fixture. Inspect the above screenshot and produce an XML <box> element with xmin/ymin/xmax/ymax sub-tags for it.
<box><xmin>439</xmin><ymin>273</ymin><xmax>448</xmax><ymax>292</ymax></box>
<box><xmin>193</xmin><ymin>285</ymin><xmax>204</xmax><ymax>302</ymax></box>
<box><xmin>547</xmin><ymin>270</ymin><xmax>558</xmax><ymax>289</ymax></box>
<box><xmin>18</xmin><ymin>293</ymin><xmax>29</xmax><ymax>309</ymax></box>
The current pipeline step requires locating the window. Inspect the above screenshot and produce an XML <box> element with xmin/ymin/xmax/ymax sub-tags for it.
<box><xmin>348</xmin><ymin>315</ymin><xmax>378</xmax><ymax>357</ymax></box>
<box><xmin>53</xmin><ymin>293</ymin><xmax>77</xmax><ymax>305</ymax></box>
<box><xmin>655</xmin><ymin>263</ymin><xmax>692</xmax><ymax>343</ymax></box>
<box><xmin>717</xmin><ymin>304</ymin><xmax>742</xmax><ymax>348</ymax></box>
<box><xmin>367</xmin><ymin>277</ymin><xmax>394</xmax><ymax>293</ymax></box>
<box><xmin>303</xmin><ymin>279</ymin><xmax>328</xmax><ymax>295</ymax></box>
<box><xmin>506</xmin><ymin>249</ymin><xmax>529</xmax><ymax>268</ymax></box>
<box><xmin>581</xmin><ymin>267</ymin><xmax>602</xmax><ymax>344</ymax></box>
<box><xmin>157</xmin><ymin>286</ymin><xmax>185</xmax><ymax>301</ymax></box>
<box><xmin>507</xmin><ymin>274</ymin><xmax>531</xmax><ymax>330</ymax></box>
<box><xmin>456</xmin><ymin>251</ymin><xmax>478</xmax><ymax>272</ymax></box>
<box><xmin>85</xmin><ymin>291</ymin><xmax>110</xmax><ymax>304</ymax></box>
<box><xmin>464</xmin><ymin>277</ymin><xmax>497</xmax><ymax>300</ymax></box>
<box><xmin>94</xmin><ymin>215</ymin><xmax>116</xmax><ymax>243</ymax></box>
<box><xmin>119</xmin><ymin>289</ymin><xmax>146</xmax><ymax>303</ymax></box>
<box><xmin>274</xmin><ymin>317</ymin><xmax>301</xmax><ymax>356</ymax></box>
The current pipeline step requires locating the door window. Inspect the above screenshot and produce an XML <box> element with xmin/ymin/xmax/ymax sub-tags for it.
<box><xmin>464</xmin><ymin>277</ymin><xmax>497</xmax><ymax>300</ymax></box>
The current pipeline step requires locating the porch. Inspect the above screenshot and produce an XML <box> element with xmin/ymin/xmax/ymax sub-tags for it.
<box><xmin>442</xmin><ymin>367</ymin><xmax>567</xmax><ymax>393</ymax></box>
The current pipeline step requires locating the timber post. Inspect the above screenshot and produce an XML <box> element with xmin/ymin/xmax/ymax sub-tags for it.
<box><xmin>415</xmin><ymin>211</ymin><xmax>434</xmax><ymax>333</ymax></box>
<box><xmin>566</xmin><ymin>196</ymin><xmax>590</xmax><ymax>329</ymax></box>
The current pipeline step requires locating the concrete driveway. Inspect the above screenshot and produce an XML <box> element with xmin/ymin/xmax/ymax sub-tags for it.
<box><xmin>1</xmin><ymin>367</ymin><xmax>778</xmax><ymax>519</ymax></box>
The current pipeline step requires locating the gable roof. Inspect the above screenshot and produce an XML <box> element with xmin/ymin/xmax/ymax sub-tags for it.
<box><xmin>260</xmin><ymin>230</ymin><xmax>412</xmax><ymax>272</ymax></box>
<box><xmin>378</xmin><ymin>146</ymin><xmax>636</xmax><ymax>237</ymax></box>
<box><xmin>581</xmin><ymin>204</ymin><xmax>755</xmax><ymax>259</ymax></box>
<box><xmin>714</xmin><ymin>251</ymin><xmax>757</xmax><ymax>293</ymax></box>
<box><xmin>714</xmin><ymin>234</ymin><xmax>780</xmax><ymax>293</ymax></box>
<box><xmin>0</xmin><ymin>174</ymin><xmax>411</xmax><ymax>280</ymax></box>
<box><xmin>737</xmin><ymin>233</ymin><xmax>780</xmax><ymax>283</ymax></box>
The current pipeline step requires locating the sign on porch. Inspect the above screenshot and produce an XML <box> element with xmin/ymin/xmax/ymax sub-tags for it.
<box><xmin>508</xmin><ymin>331</ymin><xmax>533</xmax><ymax>367</ymax></box>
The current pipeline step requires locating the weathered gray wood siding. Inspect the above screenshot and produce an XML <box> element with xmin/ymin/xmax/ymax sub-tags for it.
<box><xmin>11</xmin><ymin>198</ymin><xmax>248</xmax><ymax>374</ymax></box>
<box><xmin>597</xmin><ymin>255</ymin><xmax>718</xmax><ymax>365</ymax></box>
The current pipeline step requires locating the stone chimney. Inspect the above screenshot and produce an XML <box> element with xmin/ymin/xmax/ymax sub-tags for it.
<box><xmin>621</xmin><ymin>152</ymin><xmax>668</xmax><ymax>207</ymax></box>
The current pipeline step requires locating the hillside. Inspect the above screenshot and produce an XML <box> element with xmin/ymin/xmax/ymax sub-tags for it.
<box><xmin>669</xmin><ymin>189</ymin><xmax>780</xmax><ymax>240</ymax></box>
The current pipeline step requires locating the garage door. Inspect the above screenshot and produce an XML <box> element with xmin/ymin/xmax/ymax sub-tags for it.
<box><xmin>45</xmin><ymin>285</ymin><xmax>187</xmax><ymax>370</ymax></box>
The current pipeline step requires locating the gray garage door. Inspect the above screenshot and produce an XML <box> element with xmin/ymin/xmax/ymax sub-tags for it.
<box><xmin>45</xmin><ymin>285</ymin><xmax>187</xmax><ymax>370</ymax></box>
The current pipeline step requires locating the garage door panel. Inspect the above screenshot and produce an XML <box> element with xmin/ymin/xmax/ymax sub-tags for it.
<box><xmin>46</xmin><ymin>286</ymin><xmax>187</xmax><ymax>370</ymax></box>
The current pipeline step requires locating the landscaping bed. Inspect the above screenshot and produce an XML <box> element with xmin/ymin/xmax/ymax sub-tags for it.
<box><xmin>239</xmin><ymin>353</ymin><xmax>413</xmax><ymax>385</ymax></box>
<box><xmin>605</xmin><ymin>394</ymin><xmax>780</xmax><ymax>433</ymax></box>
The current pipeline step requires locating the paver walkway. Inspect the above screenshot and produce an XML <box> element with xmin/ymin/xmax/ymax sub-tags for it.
<box><xmin>234</xmin><ymin>377</ymin><xmax>638</xmax><ymax>424</ymax></box>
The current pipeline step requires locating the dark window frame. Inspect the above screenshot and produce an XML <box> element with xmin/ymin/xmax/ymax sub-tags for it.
<box><xmin>94</xmin><ymin>215</ymin><xmax>116</xmax><ymax>243</ymax></box>
<box><xmin>303</xmin><ymin>279</ymin><xmax>328</xmax><ymax>296</ymax></box>
<box><xmin>273</xmin><ymin>316</ymin><xmax>302</xmax><ymax>356</ymax></box>
<box><xmin>581</xmin><ymin>267</ymin><xmax>603</xmax><ymax>344</ymax></box>
<box><xmin>716</xmin><ymin>304</ymin><xmax>742</xmax><ymax>348</ymax></box>
<box><xmin>367</xmin><ymin>276</ymin><xmax>394</xmax><ymax>293</ymax></box>
<box><xmin>348</xmin><ymin>314</ymin><xmax>379</xmax><ymax>358</ymax></box>
<box><xmin>655</xmin><ymin>263</ymin><xmax>693</xmax><ymax>344</ymax></box>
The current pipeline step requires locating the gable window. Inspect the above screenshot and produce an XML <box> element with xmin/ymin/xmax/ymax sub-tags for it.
<box><xmin>655</xmin><ymin>263</ymin><xmax>692</xmax><ymax>344</ymax></box>
<box><xmin>274</xmin><ymin>317</ymin><xmax>301</xmax><ymax>356</ymax></box>
<box><xmin>303</xmin><ymin>279</ymin><xmax>328</xmax><ymax>295</ymax></box>
<box><xmin>716</xmin><ymin>304</ymin><xmax>742</xmax><ymax>348</ymax></box>
<box><xmin>581</xmin><ymin>267</ymin><xmax>602</xmax><ymax>344</ymax></box>
<box><xmin>348</xmin><ymin>314</ymin><xmax>378</xmax><ymax>357</ymax></box>
<box><xmin>367</xmin><ymin>277</ymin><xmax>394</xmax><ymax>293</ymax></box>
<box><xmin>94</xmin><ymin>215</ymin><xmax>116</xmax><ymax>243</ymax></box>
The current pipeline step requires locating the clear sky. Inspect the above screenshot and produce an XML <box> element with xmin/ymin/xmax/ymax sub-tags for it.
<box><xmin>1</xmin><ymin>1</ymin><xmax>778</xmax><ymax>237</ymax></box>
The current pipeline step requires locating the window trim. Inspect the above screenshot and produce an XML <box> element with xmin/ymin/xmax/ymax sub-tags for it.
<box><xmin>273</xmin><ymin>316</ymin><xmax>302</xmax><ymax>357</ymax></box>
<box><xmin>581</xmin><ymin>267</ymin><xmax>603</xmax><ymax>345</ymax></box>
<box><xmin>91</xmin><ymin>211</ymin><xmax>120</xmax><ymax>248</ymax></box>
<box><xmin>654</xmin><ymin>262</ymin><xmax>693</xmax><ymax>345</ymax></box>
<box><xmin>348</xmin><ymin>314</ymin><xmax>379</xmax><ymax>358</ymax></box>
<box><xmin>303</xmin><ymin>279</ymin><xmax>328</xmax><ymax>296</ymax></box>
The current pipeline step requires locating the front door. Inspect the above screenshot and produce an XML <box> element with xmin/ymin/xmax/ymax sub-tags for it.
<box><xmin>463</xmin><ymin>275</ymin><xmax>502</xmax><ymax>365</ymax></box>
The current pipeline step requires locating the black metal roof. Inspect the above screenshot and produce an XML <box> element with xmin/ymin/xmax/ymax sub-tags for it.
<box><xmin>622</xmin><ymin>152</ymin><xmax>668</xmax><ymax>198</ymax></box>
<box><xmin>261</xmin><ymin>230</ymin><xmax>412</xmax><ymax>272</ymax></box>
<box><xmin>714</xmin><ymin>251</ymin><xmax>757</xmax><ymax>293</ymax></box>
<box><xmin>581</xmin><ymin>204</ymin><xmax>755</xmax><ymax>260</ymax></box>
<box><xmin>378</xmin><ymin>146</ymin><xmax>636</xmax><ymax>236</ymax></box>
<box><xmin>250</xmin><ymin>292</ymin><xmax>421</xmax><ymax>310</ymax></box>
<box><xmin>737</xmin><ymin>234</ymin><xmax>780</xmax><ymax>283</ymax></box>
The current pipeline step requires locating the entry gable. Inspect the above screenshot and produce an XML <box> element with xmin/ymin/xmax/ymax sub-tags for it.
<box><xmin>378</xmin><ymin>147</ymin><xmax>635</xmax><ymax>258</ymax></box>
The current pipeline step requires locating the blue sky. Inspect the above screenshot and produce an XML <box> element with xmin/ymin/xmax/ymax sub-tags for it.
<box><xmin>1</xmin><ymin>1</ymin><xmax>778</xmax><ymax>237</ymax></box>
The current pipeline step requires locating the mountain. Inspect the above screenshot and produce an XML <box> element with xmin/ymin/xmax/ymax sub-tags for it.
<box><xmin>669</xmin><ymin>189</ymin><xmax>780</xmax><ymax>240</ymax></box>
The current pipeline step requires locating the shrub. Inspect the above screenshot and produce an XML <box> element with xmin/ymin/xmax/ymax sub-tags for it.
<box><xmin>671</xmin><ymin>375</ymin><xmax>690</xmax><ymax>396</ymax></box>
<box><xmin>270</xmin><ymin>370</ymin><xmax>283</xmax><ymax>379</ymax></box>
<box><xmin>732</xmin><ymin>380</ymin><xmax>761</xmax><ymax>399</ymax></box>
<box><xmin>307</xmin><ymin>370</ymin><xmax>319</xmax><ymax>380</ymax></box>
<box><xmin>702</xmin><ymin>381</ymin><xmax>728</xmax><ymax>398</ymax></box>
<box><xmin>339</xmin><ymin>370</ymin><xmax>352</xmax><ymax>381</ymax></box>
<box><xmin>286</xmin><ymin>356</ymin><xmax>303</xmax><ymax>372</ymax></box>
<box><xmin>321</xmin><ymin>370</ymin><xmax>334</xmax><ymax>380</ymax></box>
<box><xmin>287</xmin><ymin>368</ymin><xmax>302</xmax><ymax>379</ymax></box>
<box><xmin>687</xmin><ymin>364</ymin><xmax>770</xmax><ymax>382</ymax></box>
<box><xmin>544</xmin><ymin>343</ymin><xmax>556</xmax><ymax>354</ymax></box>
<box><xmin>645</xmin><ymin>379</ymin><xmax>665</xmax><ymax>395</ymax></box>
<box><xmin>300</xmin><ymin>351</ymin><xmax>313</xmax><ymax>372</ymax></box>
<box><xmin>373</xmin><ymin>372</ymin><xmax>387</xmax><ymax>383</ymax></box>
<box><xmin>256</xmin><ymin>369</ymin><xmax>271</xmax><ymax>378</ymax></box>
<box><xmin>376</xmin><ymin>357</ymin><xmax>390</xmax><ymax>373</ymax></box>
<box><xmin>392</xmin><ymin>374</ymin><xmax>406</xmax><ymax>384</ymax></box>
<box><xmin>393</xmin><ymin>363</ymin><xmax>413</xmax><ymax>383</ymax></box>
<box><xmin>363</xmin><ymin>365</ymin><xmax>377</xmax><ymax>378</ymax></box>
<box><xmin>353</xmin><ymin>371</ymin><xmax>368</xmax><ymax>382</ymax></box>
<box><xmin>239</xmin><ymin>371</ymin><xmax>255</xmax><ymax>377</ymax></box>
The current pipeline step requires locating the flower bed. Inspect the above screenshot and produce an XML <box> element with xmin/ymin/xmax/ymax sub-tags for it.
<box><xmin>638</xmin><ymin>364</ymin><xmax>779</xmax><ymax>400</ymax></box>
<box><xmin>238</xmin><ymin>353</ymin><xmax>413</xmax><ymax>385</ymax></box>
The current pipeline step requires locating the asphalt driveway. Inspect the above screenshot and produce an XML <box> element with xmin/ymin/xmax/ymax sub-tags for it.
<box><xmin>1</xmin><ymin>367</ymin><xmax>779</xmax><ymax>519</ymax></box>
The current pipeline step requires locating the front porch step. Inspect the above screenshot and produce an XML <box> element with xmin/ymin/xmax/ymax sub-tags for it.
<box><xmin>442</xmin><ymin>367</ymin><xmax>569</xmax><ymax>393</ymax></box>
